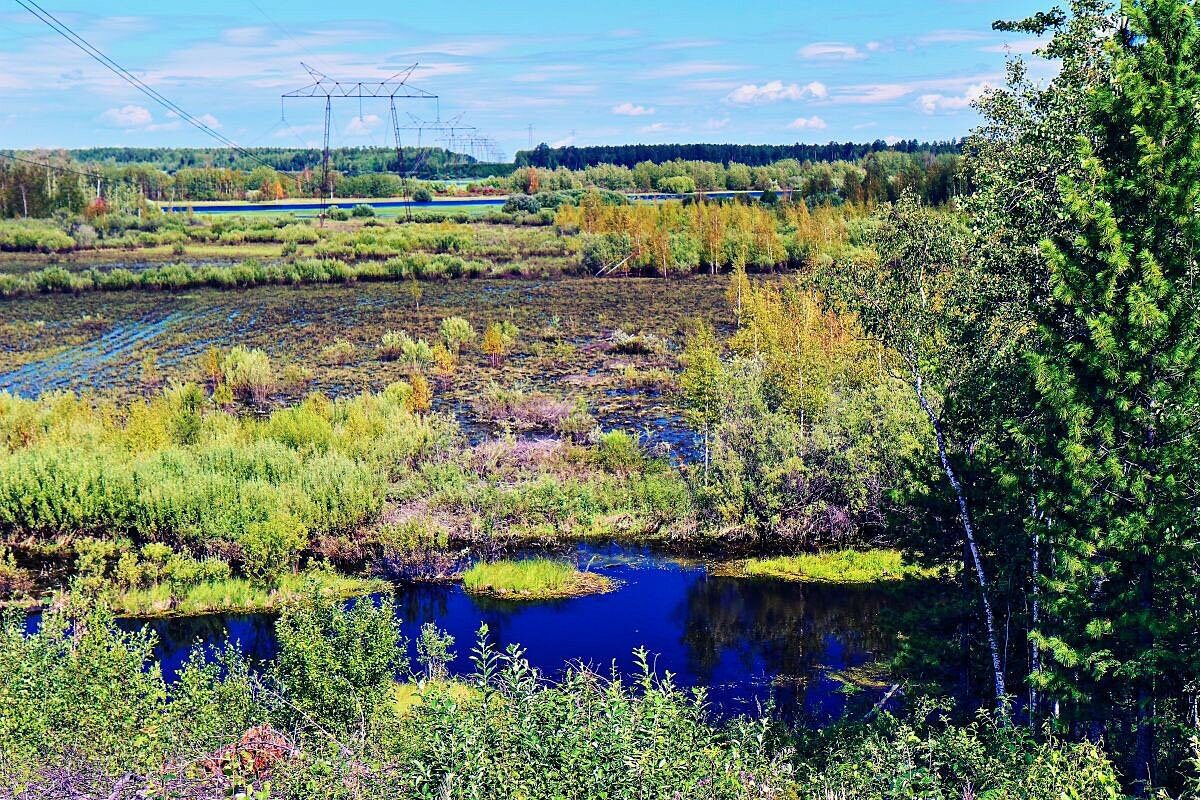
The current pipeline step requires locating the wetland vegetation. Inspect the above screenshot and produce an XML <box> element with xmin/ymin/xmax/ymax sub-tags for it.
<box><xmin>4</xmin><ymin>1</ymin><xmax>1200</xmax><ymax>795</ymax></box>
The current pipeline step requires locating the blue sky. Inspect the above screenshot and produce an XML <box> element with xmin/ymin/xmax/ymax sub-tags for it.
<box><xmin>0</xmin><ymin>0</ymin><xmax>1051</xmax><ymax>159</ymax></box>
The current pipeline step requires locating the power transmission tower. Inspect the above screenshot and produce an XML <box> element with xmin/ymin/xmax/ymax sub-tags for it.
<box><xmin>400</xmin><ymin>111</ymin><xmax>477</xmax><ymax>177</ymax></box>
<box><xmin>282</xmin><ymin>63</ymin><xmax>436</xmax><ymax>223</ymax></box>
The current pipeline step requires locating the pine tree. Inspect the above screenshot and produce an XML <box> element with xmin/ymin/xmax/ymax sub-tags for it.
<box><xmin>1024</xmin><ymin>0</ymin><xmax>1200</xmax><ymax>788</ymax></box>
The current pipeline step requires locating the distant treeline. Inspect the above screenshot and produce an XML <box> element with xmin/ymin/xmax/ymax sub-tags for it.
<box><xmin>68</xmin><ymin>147</ymin><xmax>511</xmax><ymax>179</ymax></box>
<box><xmin>514</xmin><ymin>140</ymin><xmax>961</xmax><ymax>170</ymax></box>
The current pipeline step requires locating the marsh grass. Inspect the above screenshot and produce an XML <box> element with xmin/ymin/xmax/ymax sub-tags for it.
<box><xmin>717</xmin><ymin>549</ymin><xmax>940</xmax><ymax>585</ymax></box>
<box><xmin>460</xmin><ymin>558</ymin><xmax>613</xmax><ymax>599</ymax></box>
<box><xmin>112</xmin><ymin>569</ymin><xmax>387</xmax><ymax>618</ymax></box>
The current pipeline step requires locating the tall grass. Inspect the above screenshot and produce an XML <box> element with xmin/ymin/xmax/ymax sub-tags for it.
<box><xmin>0</xmin><ymin>384</ymin><xmax>454</xmax><ymax>565</ymax></box>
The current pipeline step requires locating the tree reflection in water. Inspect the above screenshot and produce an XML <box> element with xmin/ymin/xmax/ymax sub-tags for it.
<box><xmin>28</xmin><ymin>546</ymin><xmax>951</xmax><ymax>723</ymax></box>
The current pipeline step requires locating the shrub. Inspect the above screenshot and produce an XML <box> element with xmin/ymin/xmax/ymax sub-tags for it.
<box><xmin>351</xmin><ymin>203</ymin><xmax>377</xmax><ymax>218</ymax></box>
<box><xmin>221</xmin><ymin>346</ymin><xmax>275</xmax><ymax>404</ymax></box>
<box><xmin>239</xmin><ymin>512</ymin><xmax>308</xmax><ymax>585</ymax></box>
<box><xmin>379</xmin><ymin>330</ymin><xmax>432</xmax><ymax>368</ymax></box>
<box><xmin>502</xmin><ymin>194</ymin><xmax>541</xmax><ymax>215</ymax></box>
<box><xmin>439</xmin><ymin>316</ymin><xmax>475</xmax><ymax>355</ymax></box>
<box><xmin>270</xmin><ymin>591</ymin><xmax>402</xmax><ymax>735</ymax></box>
<box><xmin>411</xmin><ymin>186</ymin><xmax>433</xmax><ymax>203</ymax></box>
<box><xmin>408</xmin><ymin>373</ymin><xmax>433</xmax><ymax>414</ymax></box>
<box><xmin>320</xmin><ymin>339</ymin><xmax>357</xmax><ymax>365</ymax></box>
<box><xmin>327</xmin><ymin>206</ymin><xmax>350</xmax><ymax>221</ymax></box>
<box><xmin>592</xmin><ymin>430</ymin><xmax>644</xmax><ymax>474</ymax></box>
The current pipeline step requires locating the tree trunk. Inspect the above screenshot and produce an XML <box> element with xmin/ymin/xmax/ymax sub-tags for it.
<box><xmin>1029</xmin><ymin>523</ymin><xmax>1041</xmax><ymax>727</ymax></box>
<box><xmin>912</xmin><ymin>370</ymin><xmax>1008</xmax><ymax>715</ymax></box>
<box><xmin>1132</xmin><ymin>564</ymin><xmax>1155</xmax><ymax>795</ymax></box>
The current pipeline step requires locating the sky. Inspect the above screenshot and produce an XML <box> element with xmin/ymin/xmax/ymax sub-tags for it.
<box><xmin>0</xmin><ymin>0</ymin><xmax>1054</xmax><ymax>160</ymax></box>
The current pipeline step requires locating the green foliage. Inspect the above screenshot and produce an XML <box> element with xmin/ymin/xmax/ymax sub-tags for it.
<box><xmin>270</xmin><ymin>590</ymin><xmax>402</xmax><ymax>736</ymax></box>
<box><xmin>351</xmin><ymin>203</ymin><xmax>377</xmax><ymax>218</ymax></box>
<box><xmin>438</xmin><ymin>315</ymin><xmax>474</xmax><ymax>354</ymax></box>
<box><xmin>221</xmin><ymin>346</ymin><xmax>276</xmax><ymax>403</ymax></box>
<box><xmin>797</xmin><ymin>703</ymin><xmax>1122</xmax><ymax>799</ymax></box>
<box><xmin>379</xmin><ymin>329</ymin><xmax>433</xmax><ymax>367</ymax></box>
<box><xmin>997</xmin><ymin>1</ymin><xmax>1200</xmax><ymax>781</ymax></box>
<box><xmin>239</xmin><ymin>512</ymin><xmax>308</xmax><ymax>586</ymax></box>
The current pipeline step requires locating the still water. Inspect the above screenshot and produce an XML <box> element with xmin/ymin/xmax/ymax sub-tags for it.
<box><xmin>44</xmin><ymin>545</ymin><xmax>902</xmax><ymax>723</ymax></box>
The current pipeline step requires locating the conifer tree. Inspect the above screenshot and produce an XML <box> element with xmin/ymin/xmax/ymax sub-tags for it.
<box><xmin>1022</xmin><ymin>0</ymin><xmax>1200</xmax><ymax>788</ymax></box>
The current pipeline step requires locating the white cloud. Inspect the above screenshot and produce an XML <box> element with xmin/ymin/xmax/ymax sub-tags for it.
<box><xmin>788</xmin><ymin>115</ymin><xmax>827</xmax><ymax>130</ymax></box>
<box><xmin>197</xmin><ymin>113</ymin><xmax>221</xmax><ymax>130</ymax></box>
<box><xmin>725</xmin><ymin>79</ymin><xmax>826</xmax><ymax>105</ymax></box>
<box><xmin>612</xmin><ymin>102</ymin><xmax>655</xmax><ymax>116</ymax></box>
<box><xmin>702</xmin><ymin>117</ymin><xmax>730</xmax><ymax>130</ymax></box>
<box><xmin>798</xmin><ymin>42</ymin><xmax>867</xmax><ymax>61</ymax></box>
<box><xmin>99</xmin><ymin>104</ymin><xmax>152</xmax><ymax>128</ymax></box>
<box><xmin>346</xmin><ymin>113</ymin><xmax>383</xmax><ymax>135</ymax></box>
<box><xmin>917</xmin><ymin>82</ymin><xmax>992</xmax><ymax>113</ymax></box>
<box><xmin>639</xmin><ymin>122</ymin><xmax>670</xmax><ymax>133</ymax></box>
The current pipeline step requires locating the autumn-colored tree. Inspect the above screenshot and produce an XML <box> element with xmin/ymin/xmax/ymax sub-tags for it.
<box><xmin>407</xmin><ymin>373</ymin><xmax>433</xmax><ymax>414</ymax></box>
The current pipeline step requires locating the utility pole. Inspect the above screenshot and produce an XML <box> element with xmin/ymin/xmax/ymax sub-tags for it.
<box><xmin>283</xmin><ymin>62</ymin><xmax>436</xmax><ymax>225</ymax></box>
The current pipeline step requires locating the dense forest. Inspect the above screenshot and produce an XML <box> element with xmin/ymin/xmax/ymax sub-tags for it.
<box><xmin>0</xmin><ymin>147</ymin><xmax>963</xmax><ymax>211</ymax></box>
<box><xmin>514</xmin><ymin>139</ymin><xmax>961</xmax><ymax>169</ymax></box>
<box><xmin>66</xmin><ymin>146</ymin><xmax>508</xmax><ymax>177</ymax></box>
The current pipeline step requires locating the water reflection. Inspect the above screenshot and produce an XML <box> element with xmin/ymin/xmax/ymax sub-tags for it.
<box><xmin>34</xmin><ymin>545</ymin><xmax>917</xmax><ymax>724</ymax></box>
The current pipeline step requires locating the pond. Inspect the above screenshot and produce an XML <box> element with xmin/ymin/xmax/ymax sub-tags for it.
<box><xmin>30</xmin><ymin>544</ymin><xmax>908</xmax><ymax>724</ymax></box>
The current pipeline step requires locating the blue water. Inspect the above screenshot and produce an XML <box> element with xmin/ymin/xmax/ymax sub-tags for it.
<box><xmin>29</xmin><ymin>545</ymin><xmax>897</xmax><ymax>723</ymax></box>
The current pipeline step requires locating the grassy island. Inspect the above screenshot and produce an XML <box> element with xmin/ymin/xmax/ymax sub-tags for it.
<box><xmin>460</xmin><ymin>558</ymin><xmax>614</xmax><ymax>599</ymax></box>
<box><xmin>715</xmin><ymin>549</ymin><xmax>939</xmax><ymax>585</ymax></box>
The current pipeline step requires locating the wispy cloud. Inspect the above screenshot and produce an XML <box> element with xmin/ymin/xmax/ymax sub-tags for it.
<box><xmin>832</xmin><ymin>74</ymin><xmax>999</xmax><ymax>105</ymax></box>
<box><xmin>645</xmin><ymin>60</ymin><xmax>740</xmax><ymax>78</ymax></box>
<box><xmin>726</xmin><ymin>80</ymin><xmax>826</xmax><ymax>105</ymax></box>
<box><xmin>654</xmin><ymin>38</ymin><xmax>723</xmax><ymax>50</ymax></box>
<box><xmin>797</xmin><ymin>42</ymin><xmax>867</xmax><ymax>61</ymax></box>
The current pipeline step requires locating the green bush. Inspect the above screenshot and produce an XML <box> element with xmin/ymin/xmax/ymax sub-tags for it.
<box><xmin>239</xmin><ymin>511</ymin><xmax>308</xmax><ymax>585</ymax></box>
<box><xmin>270</xmin><ymin>590</ymin><xmax>402</xmax><ymax>735</ymax></box>
<box><xmin>351</xmin><ymin>203</ymin><xmax>377</xmax><ymax>218</ymax></box>
<box><xmin>221</xmin><ymin>346</ymin><xmax>275</xmax><ymax>403</ymax></box>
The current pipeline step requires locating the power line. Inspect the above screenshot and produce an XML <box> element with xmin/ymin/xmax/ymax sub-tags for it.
<box><xmin>0</xmin><ymin>152</ymin><xmax>105</xmax><ymax>182</ymax></box>
<box><xmin>14</xmin><ymin>0</ymin><xmax>276</xmax><ymax>170</ymax></box>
